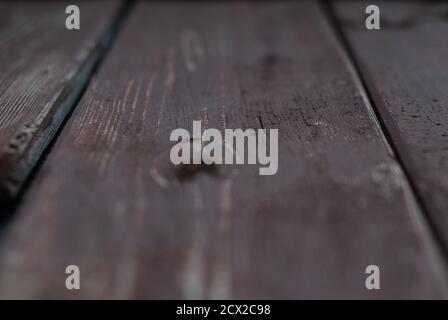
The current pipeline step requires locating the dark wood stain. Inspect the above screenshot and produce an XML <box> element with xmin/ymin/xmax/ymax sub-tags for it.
<box><xmin>0</xmin><ymin>1</ymin><xmax>445</xmax><ymax>298</ymax></box>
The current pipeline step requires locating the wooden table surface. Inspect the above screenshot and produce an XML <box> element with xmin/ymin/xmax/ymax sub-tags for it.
<box><xmin>0</xmin><ymin>0</ymin><xmax>447</xmax><ymax>299</ymax></box>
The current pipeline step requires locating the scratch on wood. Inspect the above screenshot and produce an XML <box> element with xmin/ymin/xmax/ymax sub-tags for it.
<box><xmin>209</xmin><ymin>177</ymin><xmax>233</xmax><ymax>299</ymax></box>
<box><xmin>150</xmin><ymin>165</ymin><xmax>172</xmax><ymax>189</ymax></box>
<box><xmin>322</xmin><ymin>13</ymin><xmax>395</xmax><ymax>157</ymax></box>
<box><xmin>126</xmin><ymin>79</ymin><xmax>141</xmax><ymax>132</ymax></box>
<box><xmin>155</xmin><ymin>46</ymin><xmax>176</xmax><ymax>136</ymax></box>
<box><xmin>181</xmin><ymin>29</ymin><xmax>205</xmax><ymax>72</ymax></box>
<box><xmin>182</xmin><ymin>184</ymin><xmax>206</xmax><ymax>299</ymax></box>
<box><xmin>139</xmin><ymin>75</ymin><xmax>155</xmax><ymax>137</ymax></box>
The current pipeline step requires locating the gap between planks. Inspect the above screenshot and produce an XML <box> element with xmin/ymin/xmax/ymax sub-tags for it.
<box><xmin>0</xmin><ymin>0</ymin><xmax>134</xmax><ymax>206</ymax></box>
<box><xmin>0</xmin><ymin>0</ymin><xmax>135</xmax><ymax>213</ymax></box>
<box><xmin>322</xmin><ymin>0</ymin><xmax>448</xmax><ymax>296</ymax></box>
<box><xmin>0</xmin><ymin>2</ymin><xmax>444</xmax><ymax>294</ymax></box>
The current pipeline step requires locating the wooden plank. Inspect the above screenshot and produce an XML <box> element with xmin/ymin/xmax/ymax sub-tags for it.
<box><xmin>0</xmin><ymin>1</ymin><xmax>445</xmax><ymax>298</ymax></box>
<box><xmin>334</xmin><ymin>2</ymin><xmax>448</xmax><ymax>247</ymax></box>
<box><xmin>0</xmin><ymin>0</ymin><xmax>124</xmax><ymax>202</ymax></box>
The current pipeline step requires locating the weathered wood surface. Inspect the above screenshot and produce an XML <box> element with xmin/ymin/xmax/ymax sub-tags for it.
<box><xmin>334</xmin><ymin>1</ymin><xmax>448</xmax><ymax>247</ymax></box>
<box><xmin>0</xmin><ymin>1</ymin><xmax>445</xmax><ymax>298</ymax></box>
<box><xmin>0</xmin><ymin>0</ymin><xmax>124</xmax><ymax>202</ymax></box>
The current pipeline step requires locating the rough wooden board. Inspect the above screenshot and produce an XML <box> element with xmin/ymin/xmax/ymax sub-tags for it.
<box><xmin>0</xmin><ymin>0</ymin><xmax>124</xmax><ymax>202</ymax></box>
<box><xmin>334</xmin><ymin>1</ymin><xmax>448</xmax><ymax>247</ymax></box>
<box><xmin>0</xmin><ymin>1</ymin><xmax>445</xmax><ymax>298</ymax></box>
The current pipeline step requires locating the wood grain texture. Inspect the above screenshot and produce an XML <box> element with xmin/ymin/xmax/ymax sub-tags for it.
<box><xmin>334</xmin><ymin>1</ymin><xmax>448</xmax><ymax>247</ymax></box>
<box><xmin>0</xmin><ymin>0</ymin><xmax>124</xmax><ymax>202</ymax></box>
<box><xmin>0</xmin><ymin>1</ymin><xmax>445</xmax><ymax>298</ymax></box>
